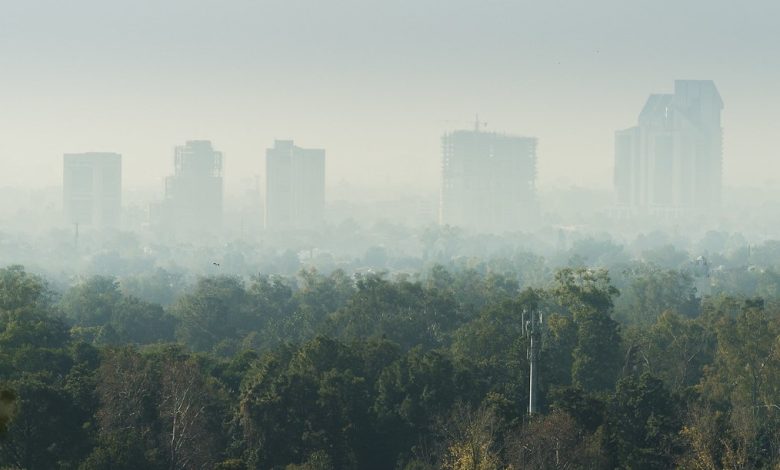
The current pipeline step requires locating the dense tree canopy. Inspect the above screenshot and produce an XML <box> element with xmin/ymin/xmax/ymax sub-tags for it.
<box><xmin>3</xmin><ymin>262</ymin><xmax>780</xmax><ymax>468</ymax></box>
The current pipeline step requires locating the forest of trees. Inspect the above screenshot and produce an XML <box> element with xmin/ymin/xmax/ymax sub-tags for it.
<box><xmin>2</xmin><ymin>260</ymin><xmax>780</xmax><ymax>469</ymax></box>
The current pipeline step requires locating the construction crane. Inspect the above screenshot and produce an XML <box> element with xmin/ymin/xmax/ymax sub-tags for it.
<box><xmin>438</xmin><ymin>115</ymin><xmax>488</xmax><ymax>132</ymax></box>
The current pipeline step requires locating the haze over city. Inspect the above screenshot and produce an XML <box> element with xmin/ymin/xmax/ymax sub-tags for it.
<box><xmin>2</xmin><ymin>0</ymin><xmax>780</xmax><ymax>193</ymax></box>
<box><xmin>6</xmin><ymin>3</ymin><xmax>780</xmax><ymax>469</ymax></box>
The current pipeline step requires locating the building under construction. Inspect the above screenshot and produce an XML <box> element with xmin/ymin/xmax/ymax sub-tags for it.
<box><xmin>157</xmin><ymin>140</ymin><xmax>223</xmax><ymax>237</ymax></box>
<box><xmin>440</xmin><ymin>124</ymin><xmax>537</xmax><ymax>232</ymax></box>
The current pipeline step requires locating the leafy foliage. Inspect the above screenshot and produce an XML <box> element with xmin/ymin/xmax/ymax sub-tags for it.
<box><xmin>2</xmin><ymin>263</ymin><xmax>780</xmax><ymax>468</ymax></box>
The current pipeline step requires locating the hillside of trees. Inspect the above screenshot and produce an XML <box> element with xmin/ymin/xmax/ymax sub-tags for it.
<box><xmin>3</xmin><ymin>259</ymin><xmax>780</xmax><ymax>469</ymax></box>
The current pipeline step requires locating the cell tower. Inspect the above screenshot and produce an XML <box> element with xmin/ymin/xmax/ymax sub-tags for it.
<box><xmin>524</xmin><ymin>309</ymin><xmax>543</xmax><ymax>415</ymax></box>
<box><xmin>691</xmin><ymin>256</ymin><xmax>712</xmax><ymax>298</ymax></box>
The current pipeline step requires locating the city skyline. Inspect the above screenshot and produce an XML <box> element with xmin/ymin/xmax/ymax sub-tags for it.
<box><xmin>1</xmin><ymin>84</ymin><xmax>760</xmax><ymax>196</ymax></box>
<box><xmin>2</xmin><ymin>1</ymin><xmax>780</xmax><ymax>193</ymax></box>
<box><xmin>52</xmin><ymin>79</ymin><xmax>724</xmax><ymax>234</ymax></box>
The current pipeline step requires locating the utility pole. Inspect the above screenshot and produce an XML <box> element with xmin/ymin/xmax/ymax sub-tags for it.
<box><xmin>525</xmin><ymin>309</ymin><xmax>543</xmax><ymax>415</ymax></box>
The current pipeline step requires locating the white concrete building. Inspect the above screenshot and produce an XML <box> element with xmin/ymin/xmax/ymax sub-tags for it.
<box><xmin>265</xmin><ymin>140</ymin><xmax>325</xmax><ymax>230</ymax></box>
<box><xmin>63</xmin><ymin>152</ymin><xmax>122</xmax><ymax>228</ymax></box>
<box><xmin>615</xmin><ymin>80</ymin><xmax>723</xmax><ymax>216</ymax></box>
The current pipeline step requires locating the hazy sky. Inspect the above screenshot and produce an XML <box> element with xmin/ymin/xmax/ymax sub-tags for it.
<box><xmin>2</xmin><ymin>0</ymin><xmax>779</xmax><ymax>195</ymax></box>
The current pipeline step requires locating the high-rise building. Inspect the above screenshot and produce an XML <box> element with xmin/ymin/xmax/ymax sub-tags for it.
<box><xmin>614</xmin><ymin>80</ymin><xmax>723</xmax><ymax>215</ymax></box>
<box><xmin>159</xmin><ymin>140</ymin><xmax>223</xmax><ymax>235</ymax></box>
<box><xmin>63</xmin><ymin>152</ymin><xmax>122</xmax><ymax>228</ymax></box>
<box><xmin>440</xmin><ymin>125</ymin><xmax>537</xmax><ymax>232</ymax></box>
<box><xmin>265</xmin><ymin>140</ymin><xmax>325</xmax><ymax>230</ymax></box>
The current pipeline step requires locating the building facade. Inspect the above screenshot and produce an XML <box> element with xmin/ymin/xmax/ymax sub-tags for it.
<box><xmin>265</xmin><ymin>140</ymin><xmax>325</xmax><ymax>230</ymax></box>
<box><xmin>440</xmin><ymin>127</ymin><xmax>537</xmax><ymax>232</ymax></box>
<box><xmin>159</xmin><ymin>140</ymin><xmax>223</xmax><ymax>235</ymax></box>
<box><xmin>614</xmin><ymin>80</ymin><xmax>723</xmax><ymax>215</ymax></box>
<box><xmin>63</xmin><ymin>152</ymin><xmax>122</xmax><ymax>228</ymax></box>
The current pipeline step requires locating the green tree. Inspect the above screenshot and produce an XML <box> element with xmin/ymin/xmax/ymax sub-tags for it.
<box><xmin>172</xmin><ymin>276</ymin><xmax>250</xmax><ymax>353</ymax></box>
<box><xmin>79</xmin><ymin>431</ymin><xmax>158</xmax><ymax>470</ymax></box>
<box><xmin>631</xmin><ymin>311</ymin><xmax>715</xmax><ymax>391</ymax></box>
<box><xmin>571</xmin><ymin>311</ymin><xmax>622</xmax><ymax>392</ymax></box>
<box><xmin>121</xmin><ymin>268</ymin><xmax>187</xmax><ymax>307</ymax></box>
<box><xmin>60</xmin><ymin>276</ymin><xmax>123</xmax><ymax>327</ymax></box>
<box><xmin>552</xmin><ymin>268</ymin><xmax>622</xmax><ymax>392</ymax></box>
<box><xmin>327</xmin><ymin>273</ymin><xmax>458</xmax><ymax>350</ymax></box>
<box><xmin>240</xmin><ymin>337</ymin><xmax>382</xmax><ymax>469</ymax></box>
<box><xmin>698</xmin><ymin>300</ymin><xmax>780</xmax><ymax>466</ymax></box>
<box><xmin>542</xmin><ymin>313</ymin><xmax>578</xmax><ymax>389</ymax></box>
<box><xmin>373</xmin><ymin>347</ymin><xmax>469</xmax><ymax>466</ymax></box>
<box><xmin>614</xmin><ymin>264</ymin><xmax>700</xmax><ymax>324</ymax></box>
<box><xmin>0</xmin><ymin>266</ymin><xmax>69</xmax><ymax>351</ymax></box>
<box><xmin>0</xmin><ymin>265</ymin><xmax>53</xmax><ymax>313</ymax></box>
<box><xmin>0</xmin><ymin>377</ymin><xmax>88</xmax><ymax>470</ymax></box>
<box><xmin>94</xmin><ymin>347</ymin><xmax>158</xmax><ymax>455</ymax></box>
<box><xmin>0</xmin><ymin>386</ymin><xmax>15</xmax><ymax>437</ymax></box>
<box><xmin>158</xmin><ymin>351</ymin><xmax>220</xmax><ymax>470</ymax></box>
<box><xmin>606</xmin><ymin>373</ymin><xmax>682</xmax><ymax>469</ymax></box>
<box><xmin>439</xmin><ymin>403</ymin><xmax>501</xmax><ymax>470</ymax></box>
<box><xmin>701</xmin><ymin>300</ymin><xmax>780</xmax><ymax>410</ymax></box>
<box><xmin>111</xmin><ymin>296</ymin><xmax>176</xmax><ymax>344</ymax></box>
<box><xmin>507</xmin><ymin>410</ymin><xmax>605</xmax><ymax>469</ymax></box>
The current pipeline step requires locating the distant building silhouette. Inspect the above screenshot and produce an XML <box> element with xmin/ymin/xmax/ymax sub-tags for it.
<box><xmin>615</xmin><ymin>80</ymin><xmax>723</xmax><ymax>215</ymax></box>
<box><xmin>440</xmin><ymin>124</ymin><xmax>537</xmax><ymax>232</ymax></box>
<box><xmin>63</xmin><ymin>152</ymin><xmax>122</xmax><ymax>228</ymax></box>
<box><xmin>158</xmin><ymin>140</ymin><xmax>223</xmax><ymax>235</ymax></box>
<box><xmin>265</xmin><ymin>140</ymin><xmax>325</xmax><ymax>230</ymax></box>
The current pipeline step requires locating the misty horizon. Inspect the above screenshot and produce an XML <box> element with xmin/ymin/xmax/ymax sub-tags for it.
<box><xmin>3</xmin><ymin>0</ymin><xmax>780</xmax><ymax>193</ymax></box>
